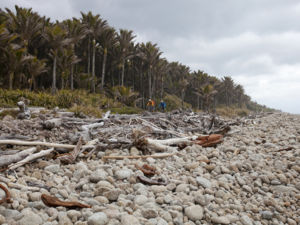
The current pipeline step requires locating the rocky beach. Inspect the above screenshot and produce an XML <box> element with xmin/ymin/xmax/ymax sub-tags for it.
<box><xmin>0</xmin><ymin>111</ymin><xmax>299</xmax><ymax>225</ymax></box>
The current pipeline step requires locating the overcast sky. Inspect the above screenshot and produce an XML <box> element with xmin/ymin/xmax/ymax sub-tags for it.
<box><xmin>1</xmin><ymin>0</ymin><xmax>300</xmax><ymax>114</ymax></box>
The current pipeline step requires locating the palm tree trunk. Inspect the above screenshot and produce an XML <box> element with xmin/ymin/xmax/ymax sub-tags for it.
<box><xmin>160</xmin><ymin>75</ymin><xmax>163</xmax><ymax>98</ymax></box>
<box><xmin>121</xmin><ymin>58</ymin><xmax>125</xmax><ymax>86</ymax></box>
<box><xmin>70</xmin><ymin>65</ymin><xmax>74</xmax><ymax>90</ymax></box>
<box><xmin>181</xmin><ymin>90</ymin><xmax>185</xmax><ymax>109</ymax></box>
<box><xmin>101</xmin><ymin>48</ymin><xmax>107</xmax><ymax>89</ymax></box>
<box><xmin>9</xmin><ymin>72</ymin><xmax>14</xmax><ymax>90</ymax></box>
<box><xmin>61</xmin><ymin>76</ymin><xmax>64</xmax><ymax>90</ymax></box>
<box><xmin>151</xmin><ymin>72</ymin><xmax>156</xmax><ymax>99</ymax></box>
<box><xmin>51</xmin><ymin>56</ymin><xmax>57</xmax><ymax>95</ymax></box>
<box><xmin>91</xmin><ymin>42</ymin><xmax>96</xmax><ymax>93</ymax></box>
<box><xmin>87</xmin><ymin>37</ymin><xmax>90</xmax><ymax>75</ymax></box>
<box><xmin>148</xmin><ymin>69</ymin><xmax>152</xmax><ymax>98</ymax></box>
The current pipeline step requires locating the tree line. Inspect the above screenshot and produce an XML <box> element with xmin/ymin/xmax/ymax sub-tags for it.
<box><xmin>0</xmin><ymin>5</ymin><xmax>266</xmax><ymax>111</ymax></box>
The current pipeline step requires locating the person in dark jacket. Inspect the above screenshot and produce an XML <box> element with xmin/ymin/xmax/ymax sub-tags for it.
<box><xmin>159</xmin><ymin>99</ymin><xmax>166</xmax><ymax>112</ymax></box>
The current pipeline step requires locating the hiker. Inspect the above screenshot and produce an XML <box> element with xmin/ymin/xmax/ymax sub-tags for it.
<box><xmin>147</xmin><ymin>98</ymin><xmax>155</xmax><ymax>112</ymax></box>
<box><xmin>159</xmin><ymin>99</ymin><xmax>166</xmax><ymax>112</ymax></box>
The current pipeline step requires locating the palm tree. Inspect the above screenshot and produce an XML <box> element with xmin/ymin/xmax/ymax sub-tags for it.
<box><xmin>81</xmin><ymin>12</ymin><xmax>108</xmax><ymax>92</ymax></box>
<box><xmin>26</xmin><ymin>57</ymin><xmax>47</xmax><ymax>90</ymax></box>
<box><xmin>43</xmin><ymin>24</ymin><xmax>71</xmax><ymax>94</ymax></box>
<box><xmin>2</xmin><ymin>44</ymin><xmax>32</xmax><ymax>90</ymax></box>
<box><xmin>98</xmin><ymin>27</ymin><xmax>117</xmax><ymax>89</ymax></box>
<box><xmin>5</xmin><ymin>6</ymin><xmax>43</xmax><ymax>54</ymax></box>
<box><xmin>139</xmin><ymin>42</ymin><xmax>162</xmax><ymax>98</ymax></box>
<box><xmin>200</xmin><ymin>84</ymin><xmax>218</xmax><ymax>112</ymax></box>
<box><xmin>62</xmin><ymin>18</ymin><xmax>87</xmax><ymax>89</ymax></box>
<box><xmin>57</xmin><ymin>47</ymin><xmax>80</xmax><ymax>89</ymax></box>
<box><xmin>221</xmin><ymin>76</ymin><xmax>235</xmax><ymax>106</ymax></box>
<box><xmin>117</xmin><ymin>29</ymin><xmax>136</xmax><ymax>86</ymax></box>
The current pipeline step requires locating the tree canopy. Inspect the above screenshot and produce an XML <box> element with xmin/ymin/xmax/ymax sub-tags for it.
<box><xmin>0</xmin><ymin>5</ymin><xmax>265</xmax><ymax>112</ymax></box>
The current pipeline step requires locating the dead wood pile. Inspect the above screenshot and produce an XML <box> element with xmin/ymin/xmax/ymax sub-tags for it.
<box><xmin>0</xmin><ymin>104</ymin><xmax>244</xmax><ymax>170</ymax></box>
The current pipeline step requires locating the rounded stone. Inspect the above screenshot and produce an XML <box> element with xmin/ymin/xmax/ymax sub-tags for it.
<box><xmin>184</xmin><ymin>205</ymin><xmax>203</xmax><ymax>221</ymax></box>
<box><xmin>211</xmin><ymin>216</ymin><xmax>231</xmax><ymax>224</ymax></box>
<box><xmin>121</xmin><ymin>215</ymin><xmax>140</xmax><ymax>225</ymax></box>
<box><xmin>88</xmin><ymin>212</ymin><xmax>108</xmax><ymax>225</ymax></box>
<box><xmin>196</xmin><ymin>177</ymin><xmax>211</xmax><ymax>189</ymax></box>
<box><xmin>115</xmin><ymin>169</ymin><xmax>132</xmax><ymax>180</ymax></box>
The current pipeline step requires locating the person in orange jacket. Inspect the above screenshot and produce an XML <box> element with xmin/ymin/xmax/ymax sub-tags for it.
<box><xmin>147</xmin><ymin>98</ymin><xmax>155</xmax><ymax>112</ymax></box>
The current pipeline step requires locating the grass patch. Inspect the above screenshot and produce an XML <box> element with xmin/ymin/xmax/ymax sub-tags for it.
<box><xmin>0</xmin><ymin>109</ymin><xmax>19</xmax><ymax>119</ymax></box>
<box><xmin>163</xmin><ymin>94</ymin><xmax>192</xmax><ymax>111</ymax></box>
<box><xmin>110</xmin><ymin>106</ymin><xmax>143</xmax><ymax>114</ymax></box>
<box><xmin>216</xmin><ymin>106</ymin><xmax>249</xmax><ymax>118</ymax></box>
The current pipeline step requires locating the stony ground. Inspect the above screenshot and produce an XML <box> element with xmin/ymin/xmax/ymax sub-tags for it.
<box><xmin>0</xmin><ymin>112</ymin><xmax>299</xmax><ymax>225</ymax></box>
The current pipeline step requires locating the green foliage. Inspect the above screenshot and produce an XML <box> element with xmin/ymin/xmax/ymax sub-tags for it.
<box><xmin>111</xmin><ymin>86</ymin><xmax>139</xmax><ymax>106</ymax></box>
<box><xmin>163</xmin><ymin>94</ymin><xmax>191</xmax><ymax>111</ymax></box>
<box><xmin>216</xmin><ymin>106</ymin><xmax>249</xmax><ymax>118</ymax></box>
<box><xmin>0</xmin><ymin>109</ymin><xmax>19</xmax><ymax>119</ymax></box>
<box><xmin>55</xmin><ymin>90</ymin><xmax>82</xmax><ymax>108</ymax></box>
<box><xmin>110</xmin><ymin>106</ymin><xmax>143</xmax><ymax>114</ymax></box>
<box><xmin>69</xmin><ymin>104</ymin><xmax>102</xmax><ymax>118</ymax></box>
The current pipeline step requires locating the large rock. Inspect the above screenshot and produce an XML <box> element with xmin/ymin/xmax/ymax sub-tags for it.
<box><xmin>115</xmin><ymin>169</ymin><xmax>132</xmax><ymax>180</ymax></box>
<box><xmin>89</xmin><ymin>169</ymin><xmax>107</xmax><ymax>183</ymax></box>
<box><xmin>88</xmin><ymin>212</ymin><xmax>108</xmax><ymax>225</ymax></box>
<box><xmin>211</xmin><ymin>216</ymin><xmax>231</xmax><ymax>224</ymax></box>
<box><xmin>184</xmin><ymin>205</ymin><xmax>203</xmax><ymax>221</ymax></box>
<box><xmin>240</xmin><ymin>214</ymin><xmax>253</xmax><ymax>225</ymax></box>
<box><xmin>196</xmin><ymin>177</ymin><xmax>212</xmax><ymax>189</ymax></box>
<box><xmin>18</xmin><ymin>208</ymin><xmax>43</xmax><ymax>225</ymax></box>
<box><xmin>121</xmin><ymin>215</ymin><xmax>140</xmax><ymax>225</ymax></box>
<box><xmin>45</xmin><ymin>164</ymin><xmax>60</xmax><ymax>173</ymax></box>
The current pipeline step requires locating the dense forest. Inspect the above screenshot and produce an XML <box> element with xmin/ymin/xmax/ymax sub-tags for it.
<box><xmin>0</xmin><ymin>5</ymin><xmax>269</xmax><ymax>113</ymax></box>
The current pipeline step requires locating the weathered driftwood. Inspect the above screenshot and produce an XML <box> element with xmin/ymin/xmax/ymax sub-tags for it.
<box><xmin>0</xmin><ymin>183</ymin><xmax>11</xmax><ymax>204</ymax></box>
<box><xmin>0</xmin><ymin>135</ymin><xmax>31</xmax><ymax>140</ymax></box>
<box><xmin>58</xmin><ymin>137</ymin><xmax>83</xmax><ymax>164</ymax></box>
<box><xmin>41</xmin><ymin>194</ymin><xmax>91</xmax><ymax>208</ymax></box>
<box><xmin>0</xmin><ymin>147</ymin><xmax>36</xmax><ymax>167</ymax></box>
<box><xmin>276</xmin><ymin>147</ymin><xmax>294</xmax><ymax>152</ymax></box>
<box><xmin>135</xmin><ymin>138</ymin><xmax>178</xmax><ymax>152</ymax></box>
<box><xmin>79</xmin><ymin>111</ymin><xmax>110</xmax><ymax>141</ymax></box>
<box><xmin>134</xmin><ymin>117</ymin><xmax>186</xmax><ymax>138</ymax></box>
<box><xmin>0</xmin><ymin>150</ymin><xmax>20</xmax><ymax>156</ymax></box>
<box><xmin>42</xmin><ymin>118</ymin><xmax>62</xmax><ymax>130</ymax></box>
<box><xmin>137</xmin><ymin>175</ymin><xmax>168</xmax><ymax>185</ymax></box>
<box><xmin>0</xmin><ymin>140</ymin><xmax>75</xmax><ymax>149</ymax></box>
<box><xmin>195</xmin><ymin>134</ymin><xmax>223</xmax><ymax>147</ymax></box>
<box><xmin>102</xmin><ymin>152</ymin><xmax>177</xmax><ymax>161</ymax></box>
<box><xmin>136</xmin><ymin>164</ymin><xmax>156</xmax><ymax>177</ymax></box>
<box><xmin>0</xmin><ymin>176</ymin><xmax>40</xmax><ymax>191</ymax></box>
<box><xmin>9</xmin><ymin>148</ymin><xmax>54</xmax><ymax>170</ymax></box>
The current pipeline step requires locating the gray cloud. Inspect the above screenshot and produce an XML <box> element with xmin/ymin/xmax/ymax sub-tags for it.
<box><xmin>1</xmin><ymin>0</ymin><xmax>300</xmax><ymax>113</ymax></box>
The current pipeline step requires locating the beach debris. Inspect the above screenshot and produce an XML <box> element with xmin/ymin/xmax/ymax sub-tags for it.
<box><xmin>41</xmin><ymin>194</ymin><xmax>91</xmax><ymax>208</ymax></box>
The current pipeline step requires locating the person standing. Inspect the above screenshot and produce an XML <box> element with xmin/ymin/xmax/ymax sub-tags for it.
<box><xmin>159</xmin><ymin>99</ymin><xmax>166</xmax><ymax>112</ymax></box>
<box><xmin>147</xmin><ymin>98</ymin><xmax>155</xmax><ymax>112</ymax></box>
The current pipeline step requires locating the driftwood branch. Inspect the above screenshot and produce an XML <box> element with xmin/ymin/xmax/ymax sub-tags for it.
<box><xmin>0</xmin><ymin>176</ymin><xmax>40</xmax><ymax>191</ymax></box>
<box><xmin>102</xmin><ymin>152</ymin><xmax>177</xmax><ymax>161</ymax></box>
<box><xmin>41</xmin><ymin>194</ymin><xmax>91</xmax><ymax>208</ymax></box>
<box><xmin>0</xmin><ymin>183</ymin><xmax>12</xmax><ymax>204</ymax></box>
<box><xmin>0</xmin><ymin>140</ymin><xmax>75</xmax><ymax>149</ymax></box>
<box><xmin>0</xmin><ymin>147</ymin><xmax>36</xmax><ymax>167</ymax></box>
<box><xmin>58</xmin><ymin>137</ymin><xmax>83</xmax><ymax>164</ymax></box>
<box><xmin>9</xmin><ymin>148</ymin><xmax>54</xmax><ymax>170</ymax></box>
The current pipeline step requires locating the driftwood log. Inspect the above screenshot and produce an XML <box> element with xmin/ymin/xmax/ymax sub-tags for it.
<box><xmin>9</xmin><ymin>148</ymin><xmax>54</xmax><ymax>170</ymax></box>
<box><xmin>41</xmin><ymin>194</ymin><xmax>91</xmax><ymax>208</ymax></box>
<box><xmin>0</xmin><ymin>147</ymin><xmax>36</xmax><ymax>167</ymax></box>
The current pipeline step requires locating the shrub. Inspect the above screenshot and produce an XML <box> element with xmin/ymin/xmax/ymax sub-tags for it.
<box><xmin>69</xmin><ymin>104</ymin><xmax>102</xmax><ymax>118</ymax></box>
<box><xmin>110</xmin><ymin>106</ymin><xmax>143</xmax><ymax>114</ymax></box>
